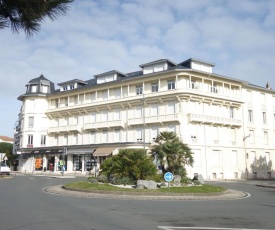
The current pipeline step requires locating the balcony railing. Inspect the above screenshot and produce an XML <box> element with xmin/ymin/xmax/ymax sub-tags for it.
<box><xmin>83</xmin><ymin>120</ymin><xmax>124</xmax><ymax>130</ymax></box>
<box><xmin>48</xmin><ymin>125</ymin><xmax>81</xmax><ymax>133</ymax></box>
<box><xmin>128</xmin><ymin>114</ymin><xmax>180</xmax><ymax>126</ymax></box>
<box><xmin>187</xmin><ymin>113</ymin><xmax>242</xmax><ymax>127</ymax></box>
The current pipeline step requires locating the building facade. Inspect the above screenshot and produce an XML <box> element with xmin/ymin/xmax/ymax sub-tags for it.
<box><xmin>14</xmin><ymin>58</ymin><xmax>275</xmax><ymax>179</ymax></box>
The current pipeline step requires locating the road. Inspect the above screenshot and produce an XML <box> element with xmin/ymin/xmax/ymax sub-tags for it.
<box><xmin>0</xmin><ymin>175</ymin><xmax>274</xmax><ymax>230</ymax></box>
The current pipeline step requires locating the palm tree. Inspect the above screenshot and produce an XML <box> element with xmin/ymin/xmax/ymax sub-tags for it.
<box><xmin>152</xmin><ymin>131</ymin><xmax>194</xmax><ymax>176</ymax></box>
<box><xmin>0</xmin><ymin>0</ymin><xmax>73</xmax><ymax>36</ymax></box>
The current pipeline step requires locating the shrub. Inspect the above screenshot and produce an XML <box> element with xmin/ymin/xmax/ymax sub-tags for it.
<box><xmin>112</xmin><ymin>176</ymin><xmax>135</xmax><ymax>185</ymax></box>
<box><xmin>97</xmin><ymin>174</ymin><xmax>109</xmax><ymax>183</ymax></box>
<box><xmin>181</xmin><ymin>177</ymin><xmax>192</xmax><ymax>184</ymax></box>
<box><xmin>145</xmin><ymin>173</ymin><xmax>165</xmax><ymax>182</ymax></box>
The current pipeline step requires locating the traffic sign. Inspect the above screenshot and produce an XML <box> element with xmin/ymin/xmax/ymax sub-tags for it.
<box><xmin>164</xmin><ymin>172</ymin><xmax>174</xmax><ymax>182</ymax></box>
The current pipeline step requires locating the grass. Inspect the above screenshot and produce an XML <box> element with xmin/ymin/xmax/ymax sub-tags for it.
<box><xmin>64</xmin><ymin>181</ymin><xmax>226</xmax><ymax>194</ymax></box>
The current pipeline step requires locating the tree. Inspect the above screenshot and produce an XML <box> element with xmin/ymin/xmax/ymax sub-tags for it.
<box><xmin>0</xmin><ymin>0</ymin><xmax>73</xmax><ymax>36</ymax></box>
<box><xmin>0</xmin><ymin>142</ymin><xmax>14</xmax><ymax>166</ymax></box>
<box><xmin>100</xmin><ymin>149</ymin><xmax>157</xmax><ymax>182</ymax></box>
<box><xmin>151</xmin><ymin>131</ymin><xmax>194</xmax><ymax>176</ymax></box>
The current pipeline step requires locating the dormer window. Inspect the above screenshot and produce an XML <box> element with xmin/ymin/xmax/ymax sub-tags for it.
<box><xmin>139</xmin><ymin>59</ymin><xmax>176</xmax><ymax>75</ymax></box>
<box><xmin>31</xmin><ymin>85</ymin><xmax>37</xmax><ymax>93</ymax></box>
<box><xmin>63</xmin><ymin>86</ymin><xmax>68</xmax><ymax>91</ymax></box>
<box><xmin>69</xmin><ymin>84</ymin><xmax>74</xmax><ymax>90</ymax></box>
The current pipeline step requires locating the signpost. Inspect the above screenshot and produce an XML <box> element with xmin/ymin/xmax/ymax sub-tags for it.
<box><xmin>164</xmin><ymin>172</ymin><xmax>174</xmax><ymax>191</ymax></box>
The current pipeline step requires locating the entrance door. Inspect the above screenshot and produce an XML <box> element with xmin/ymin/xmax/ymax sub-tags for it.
<box><xmin>73</xmin><ymin>155</ymin><xmax>82</xmax><ymax>171</ymax></box>
<box><xmin>47</xmin><ymin>156</ymin><xmax>55</xmax><ymax>171</ymax></box>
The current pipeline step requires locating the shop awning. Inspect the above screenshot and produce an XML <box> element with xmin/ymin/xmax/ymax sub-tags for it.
<box><xmin>93</xmin><ymin>147</ymin><xmax>115</xmax><ymax>157</ymax></box>
<box><xmin>66</xmin><ymin>148</ymin><xmax>96</xmax><ymax>155</ymax></box>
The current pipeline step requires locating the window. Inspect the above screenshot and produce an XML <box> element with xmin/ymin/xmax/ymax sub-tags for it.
<box><xmin>167</xmin><ymin>125</ymin><xmax>175</xmax><ymax>132</ymax></box>
<box><xmin>213</xmin><ymin>127</ymin><xmax>219</xmax><ymax>144</ymax></box>
<box><xmin>54</xmin><ymin>135</ymin><xmax>58</xmax><ymax>146</ymax></box>
<box><xmin>210</xmin><ymin>85</ymin><xmax>218</xmax><ymax>93</ymax></box>
<box><xmin>90</xmin><ymin>131</ymin><xmax>95</xmax><ymax>144</ymax></box>
<box><xmin>55</xmin><ymin>99</ymin><xmax>59</xmax><ymax>108</ymax></box>
<box><xmin>248</xmin><ymin>110</ymin><xmax>253</xmax><ymax>122</ymax></box>
<box><xmin>264</xmin><ymin>131</ymin><xmax>268</xmax><ymax>145</ymax></box>
<box><xmin>102</xmin><ymin>130</ymin><xmax>108</xmax><ymax>143</ymax></box>
<box><xmin>232</xmin><ymin>150</ymin><xmax>238</xmax><ymax>166</ymax></box>
<box><xmin>63</xmin><ymin>86</ymin><xmax>67</xmax><ymax>91</ymax></box>
<box><xmin>63</xmin><ymin>134</ymin><xmax>68</xmax><ymax>145</ymax></box>
<box><xmin>72</xmin><ymin>133</ymin><xmax>78</xmax><ymax>145</ymax></box>
<box><xmin>249</xmin><ymin>130</ymin><xmax>255</xmax><ymax>144</ymax></box>
<box><xmin>135</xmin><ymin>106</ymin><xmax>142</xmax><ymax>118</ymax></box>
<box><xmin>190</xmin><ymin>80</ymin><xmax>196</xmax><ymax>89</ymax></box>
<box><xmin>114</xmin><ymin>129</ymin><xmax>121</xmax><ymax>142</ymax></box>
<box><xmin>229</xmin><ymin>107</ymin><xmax>234</xmax><ymax>118</ymax></box>
<box><xmin>41</xmin><ymin>85</ymin><xmax>49</xmax><ymax>93</ymax></box>
<box><xmin>31</xmin><ymin>85</ymin><xmax>37</xmax><ymax>92</ymax></box>
<box><xmin>168</xmin><ymin>80</ymin><xmax>175</xmax><ymax>90</ymax></box>
<box><xmin>151</xmin><ymin>104</ymin><xmax>158</xmax><ymax>116</ymax></box>
<box><xmin>136</xmin><ymin>85</ymin><xmax>143</xmax><ymax>95</ymax></box>
<box><xmin>114</xmin><ymin>109</ymin><xmax>120</xmax><ymax>120</ymax></box>
<box><xmin>151</xmin><ymin>126</ymin><xmax>158</xmax><ymax>141</ymax></box>
<box><xmin>167</xmin><ymin>101</ymin><xmax>175</xmax><ymax>114</ymax></box>
<box><xmin>231</xmin><ymin>128</ymin><xmax>236</xmax><ymax>144</ymax></box>
<box><xmin>102</xmin><ymin>90</ymin><xmax>108</xmax><ymax>100</ymax></box>
<box><xmin>151</xmin><ymin>83</ymin><xmax>158</xmax><ymax>92</ymax></box>
<box><xmin>115</xmin><ymin>88</ymin><xmax>121</xmax><ymax>98</ymax></box>
<box><xmin>263</xmin><ymin>112</ymin><xmax>267</xmax><ymax>124</ymax></box>
<box><xmin>102</xmin><ymin>111</ymin><xmax>108</xmax><ymax>122</ymax></box>
<box><xmin>41</xmin><ymin>135</ymin><xmax>46</xmax><ymax>146</ymax></box>
<box><xmin>91</xmin><ymin>112</ymin><xmax>96</xmax><ymax>123</ymax></box>
<box><xmin>136</xmin><ymin>127</ymin><xmax>142</xmax><ymax>141</ymax></box>
<box><xmin>28</xmin><ymin>135</ymin><xmax>33</xmax><ymax>145</ymax></box>
<box><xmin>69</xmin><ymin>84</ymin><xmax>74</xmax><ymax>90</ymax></box>
<box><xmin>212</xmin><ymin>150</ymin><xmax>221</xmax><ymax>166</ymax></box>
<box><xmin>28</xmin><ymin>116</ymin><xmax>34</xmax><ymax>129</ymax></box>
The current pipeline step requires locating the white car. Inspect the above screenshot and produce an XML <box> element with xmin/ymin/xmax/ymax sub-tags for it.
<box><xmin>0</xmin><ymin>163</ymin><xmax>11</xmax><ymax>175</ymax></box>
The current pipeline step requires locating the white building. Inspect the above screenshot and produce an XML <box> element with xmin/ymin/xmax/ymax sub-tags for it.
<box><xmin>14</xmin><ymin>58</ymin><xmax>275</xmax><ymax>179</ymax></box>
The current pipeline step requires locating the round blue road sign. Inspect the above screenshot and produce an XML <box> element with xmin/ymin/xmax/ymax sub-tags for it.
<box><xmin>164</xmin><ymin>172</ymin><xmax>174</xmax><ymax>182</ymax></box>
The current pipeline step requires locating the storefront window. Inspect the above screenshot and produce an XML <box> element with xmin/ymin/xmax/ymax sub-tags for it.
<box><xmin>73</xmin><ymin>155</ymin><xmax>82</xmax><ymax>171</ymax></box>
<box><xmin>57</xmin><ymin>155</ymin><xmax>67</xmax><ymax>171</ymax></box>
<box><xmin>34</xmin><ymin>154</ymin><xmax>43</xmax><ymax>171</ymax></box>
<box><xmin>84</xmin><ymin>155</ymin><xmax>93</xmax><ymax>171</ymax></box>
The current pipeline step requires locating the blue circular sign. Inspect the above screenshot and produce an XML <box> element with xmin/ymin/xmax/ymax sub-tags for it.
<box><xmin>164</xmin><ymin>172</ymin><xmax>174</xmax><ymax>182</ymax></box>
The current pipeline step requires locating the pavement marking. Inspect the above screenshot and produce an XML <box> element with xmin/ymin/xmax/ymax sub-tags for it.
<box><xmin>158</xmin><ymin>227</ymin><xmax>269</xmax><ymax>230</ymax></box>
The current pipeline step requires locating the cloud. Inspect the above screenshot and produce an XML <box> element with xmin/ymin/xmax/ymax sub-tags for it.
<box><xmin>1</xmin><ymin>0</ymin><xmax>275</xmax><ymax>137</ymax></box>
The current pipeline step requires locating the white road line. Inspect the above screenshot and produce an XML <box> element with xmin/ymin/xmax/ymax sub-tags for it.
<box><xmin>158</xmin><ymin>227</ymin><xmax>269</xmax><ymax>230</ymax></box>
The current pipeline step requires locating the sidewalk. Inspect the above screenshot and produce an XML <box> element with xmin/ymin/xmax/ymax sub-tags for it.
<box><xmin>11</xmin><ymin>171</ymin><xmax>88</xmax><ymax>178</ymax></box>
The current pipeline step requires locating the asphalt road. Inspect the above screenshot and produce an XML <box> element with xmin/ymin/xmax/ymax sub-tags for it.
<box><xmin>0</xmin><ymin>175</ymin><xmax>275</xmax><ymax>230</ymax></box>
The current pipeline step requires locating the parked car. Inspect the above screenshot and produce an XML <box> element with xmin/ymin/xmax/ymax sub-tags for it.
<box><xmin>0</xmin><ymin>163</ymin><xmax>11</xmax><ymax>175</ymax></box>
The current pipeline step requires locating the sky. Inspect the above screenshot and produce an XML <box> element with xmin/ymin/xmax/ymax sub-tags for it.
<box><xmin>1</xmin><ymin>0</ymin><xmax>275</xmax><ymax>138</ymax></box>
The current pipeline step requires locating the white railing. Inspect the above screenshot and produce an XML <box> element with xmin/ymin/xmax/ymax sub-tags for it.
<box><xmin>48</xmin><ymin>125</ymin><xmax>80</xmax><ymax>133</ymax></box>
<box><xmin>128</xmin><ymin>114</ymin><xmax>180</xmax><ymax>126</ymax></box>
<box><xmin>84</xmin><ymin>120</ymin><xmax>124</xmax><ymax>130</ymax></box>
<box><xmin>188</xmin><ymin>113</ymin><xmax>242</xmax><ymax>127</ymax></box>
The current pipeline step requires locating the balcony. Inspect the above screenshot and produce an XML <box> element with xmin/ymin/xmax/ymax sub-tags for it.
<box><xmin>83</xmin><ymin>120</ymin><xmax>125</xmax><ymax>130</ymax></box>
<box><xmin>48</xmin><ymin>125</ymin><xmax>81</xmax><ymax>134</ymax></box>
<box><xmin>128</xmin><ymin>114</ymin><xmax>180</xmax><ymax>126</ymax></box>
<box><xmin>187</xmin><ymin>113</ymin><xmax>242</xmax><ymax>127</ymax></box>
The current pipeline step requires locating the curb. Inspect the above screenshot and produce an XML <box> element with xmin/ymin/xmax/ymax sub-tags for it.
<box><xmin>44</xmin><ymin>185</ymin><xmax>249</xmax><ymax>200</ymax></box>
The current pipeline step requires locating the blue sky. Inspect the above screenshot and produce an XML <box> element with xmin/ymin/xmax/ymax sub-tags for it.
<box><xmin>1</xmin><ymin>0</ymin><xmax>275</xmax><ymax>137</ymax></box>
